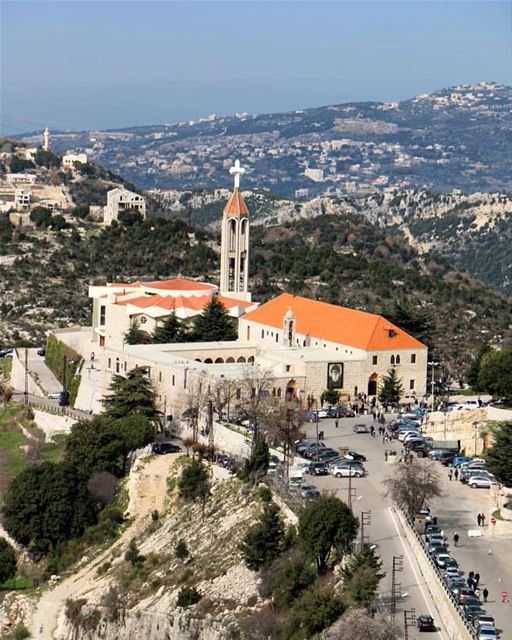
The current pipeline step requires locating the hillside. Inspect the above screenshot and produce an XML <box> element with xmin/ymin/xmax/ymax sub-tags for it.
<box><xmin>37</xmin><ymin>81</ymin><xmax>512</xmax><ymax>196</ymax></box>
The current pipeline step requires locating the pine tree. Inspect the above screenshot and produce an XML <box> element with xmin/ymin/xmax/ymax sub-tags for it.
<box><xmin>378</xmin><ymin>367</ymin><xmax>403</xmax><ymax>407</ymax></box>
<box><xmin>101</xmin><ymin>366</ymin><xmax>159</xmax><ymax>421</ymax></box>
<box><xmin>123</xmin><ymin>318</ymin><xmax>150</xmax><ymax>345</ymax></box>
<box><xmin>485</xmin><ymin>421</ymin><xmax>512</xmax><ymax>486</ymax></box>
<box><xmin>239</xmin><ymin>501</ymin><xmax>284</xmax><ymax>571</ymax></box>
<box><xmin>244</xmin><ymin>434</ymin><xmax>270</xmax><ymax>485</ymax></box>
<box><xmin>153</xmin><ymin>311</ymin><xmax>182</xmax><ymax>344</ymax></box>
<box><xmin>189</xmin><ymin>298</ymin><xmax>237</xmax><ymax>342</ymax></box>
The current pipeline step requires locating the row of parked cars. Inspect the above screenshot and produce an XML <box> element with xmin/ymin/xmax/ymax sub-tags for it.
<box><xmin>429</xmin><ymin>451</ymin><xmax>498</xmax><ymax>489</ymax></box>
<box><xmin>295</xmin><ymin>440</ymin><xmax>368</xmax><ymax>478</ymax></box>
<box><xmin>307</xmin><ymin>406</ymin><xmax>355</xmax><ymax>421</ymax></box>
<box><xmin>420</xmin><ymin>508</ymin><xmax>499</xmax><ymax>639</ymax></box>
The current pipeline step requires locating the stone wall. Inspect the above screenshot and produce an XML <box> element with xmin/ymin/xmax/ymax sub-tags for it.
<box><xmin>394</xmin><ymin>508</ymin><xmax>475</xmax><ymax>640</ymax></box>
<box><xmin>32</xmin><ymin>409</ymin><xmax>76</xmax><ymax>441</ymax></box>
<box><xmin>176</xmin><ymin>419</ymin><xmax>253</xmax><ymax>459</ymax></box>
<box><xmin>53</xmin><ymin>327</ymin><xmax>96</xmax><ymax>359</ymax></box>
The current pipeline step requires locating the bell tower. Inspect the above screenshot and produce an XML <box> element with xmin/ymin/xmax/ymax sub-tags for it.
<box><xmin>220</xmin><ymin>160</ymin><xmax>251</xmax><ymax>301</ymax></box>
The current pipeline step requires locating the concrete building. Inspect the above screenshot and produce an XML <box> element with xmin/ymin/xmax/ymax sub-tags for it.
<box><xmin>62</xmin><ymin>153</ymin><xmax>88</xmax><ymax>170</ymax></box>
<box><xmin>14</xmin><ymin>188</ymin><xmax>31</xmax><ymax>210</ymax></box>
<box><xmin>103</xmin><ymin>188</ymin><xmax>146</xmax><ymax>225</ymax></box>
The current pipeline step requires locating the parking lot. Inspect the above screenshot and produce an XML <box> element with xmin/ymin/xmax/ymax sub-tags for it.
<box><xmin>294</xmin><ymin>412</ymin><xmax>511</xmax><ymax>639</ymax></box>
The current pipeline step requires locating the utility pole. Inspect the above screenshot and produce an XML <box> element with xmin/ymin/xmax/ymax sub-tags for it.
<box><xmin>24</xmin><ymin>348</ymin><xmax>29</xmax><ymax>406</ymax></box>
<box><xmin>283</xmin><ymin>406</ymin><xmax>294</xmax><ymax>482</ymax></box>
<box><xmin>427</xmin><ymin>361</ymin><xmax>439</xmax><ymax>410</ymax></box>
<box><xmin>315</xmin><ymin>400</ymin><xmax>319</xmax><ymax>448</ymax></box>
<box><xmin>360</xmin><ymin>510</ymin><xmax>371</xmax><ymax>548</ymax></box>
<box><xmin>207</xmin><ymin>399</ymin><xmax>214</xmax><ymax>459</ymax></box>
<box><xmin>403</xmin><ymin>608</ymin><xmax>416</xmax><ymax>640</ymax></box>
<box><xmin>347</xmin><ymin>470</ymin><xmax>357</xmax><ymax>508</ymax></box>
<box><xmin>62</xmin><ymin>354</ymin><xmax>67</xmax><ymax>393</ymax></box>
<box><xmin>390</xmin><ymin>555</ymin><xmax>404</xmax><ymax>622</ymax></box>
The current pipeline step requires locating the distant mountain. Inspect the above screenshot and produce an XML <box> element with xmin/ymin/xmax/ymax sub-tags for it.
<box><xmin>40</xmin><ymin>81</ymin><xmax>512</xmax><ymax>196</ymax></box>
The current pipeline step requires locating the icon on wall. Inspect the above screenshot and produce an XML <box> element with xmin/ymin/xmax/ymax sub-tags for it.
<box><xmin>327</xmin><ymin>362</ymin><xmax>343</xmax><ymax>389</ymax></box>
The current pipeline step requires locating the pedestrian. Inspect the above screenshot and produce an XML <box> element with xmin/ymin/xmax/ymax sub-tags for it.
<box><xmin>453</xmin><ymin>532</ymin><xmax>459</xmax><ymax>547</ymax></box>
<box><xmin>475</xmin><ymin>587</ymin><xmax>481</xmax><ymax>600</ymax></box>
<box><xmin>370</xmin><ymin>425</ymin><xmax>375</xmax><ymax>437</ymax></box>
<box><xmin>468</xmin><ymin>571</ymin><xmax>475</xmax><ymax>581</ymax></box>
<box><xmin>468</xmin><ymin>577</ymin><xmax>474</xmax><ymax>590</ymax></box>
<box><xmin>335</xmin><ymin>419</ymin><xmax>339</xmax><ymax>429</ymax></box>
<box><xmin>501</xmin><ymin>590</ymin><xmax>507</xmax><ymax>603</ymax></box>
<box><xmin>477</xmin><ymin>514</ymin><xmax>482</xmax><ymax>526</ymax></box>
<box><xmin>474</xmin><ymin>572</ymin><xmax>480</xmax><ymax>587</ymax></box>
<box><xmin>481</xmin><ymin>513</ymin><xmax>486</xmax><ymax>526</ymax></box>
<box><xmin>454</xmin><ymin>468</ymin><xmax>459</xmax><ymax>481</ymax></box>
<box><xmin>448</xmin><ymin>470</ymin><xmax>453</xmax><ymax>481</ymax></box>
<box><xmin>483</xmin><ymin>588</ymin><xmax>489</xmax><ymax>603</ymax></box>
<box><xmin>385</xmin><ymin>449</ymin><xmax>388</xmax><ymax>462</ymax></box>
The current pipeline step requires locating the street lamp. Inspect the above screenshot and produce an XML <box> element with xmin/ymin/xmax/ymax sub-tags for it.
<box><xmin>427</xmin><ymin>361</ymin><xmax>439</xmax><ymax>410</ymax></box>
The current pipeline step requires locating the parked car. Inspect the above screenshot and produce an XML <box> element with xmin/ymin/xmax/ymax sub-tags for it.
<box><xmin>308</xmin><ymin>409</ymin><xmax>329</xmax><ymax>421</ymax></box>
<box><xmin>435</xmin><ymin>553</ymin><xmax>451</xmax><ymax>568</ymax></box>
<box><xmin>300</xmin><ymin>484</ymin><xmax>320</xmax><ymax>499</ymax></box>
<box><xmin>478</xmin><ymin>629</ymin><xmax>498</xmax><ymax>640</ymax></box>
<box><xmin>307</xmin><ymin>462</ymin><xmax>329</xmax><ymax>476</ymax></box>
<box><xmin>475</xmin><ymin>615</ymin><xmax>495</xmax><ymax>629</ymax></box>
<box><xmin>58</xmin><ymin>391</ymin><xmax>70</xmax><ymax>407</ymax></box>
<box><xmin>453</xmin><ymin>456</ymin><xmax>471</xmax><ymax>467</ymax></box>
<box><xmin>428</xmin><ymin>448</ymin><xmax>452</xmax><ymax>460</ymax></box>
<box><xmin>0</xmin><ymin>348</ymin><xmax>13</xmax><ymax>358</ymax></box>
<box><xmin>458</xmin><ymin>591</ymin><xmax>477</xmax><ymax>603</ymax></box>
<box><xmin>151</xmin><ymin>442</ymin><xmax>181</xmax><ymax>454</ymax></box>
<box><xmin>416</xmin><ymin>615</ymin><xmax>435</xmax><ymax>631</ymax></box>
<box><xmin>352</xmin><ymin>424</ymin><xmax>369</xmax><ymax>433</ymax></box>
<box><xmin>343</xmin><ymin>451</ymin><xmax>367</xmax><ymax>462</ymax></box>
<box><xmin>37</xmin><ymin>346</ymin><xmax>46</xmax><ymax>356</ymax></box>
<box><xmin>47</xmin><ymin>390</ymin><xmax>64</xmax><ymax>400</ymax></box>
<box><xmin>468</xmin><ymin>476</ymin><xmax>499</xmax><ymax>489</ymax></box>
<box><xmin>317</xmin><ymin>450</ymin><xmax>340</xmax><ymax>462</ymax></box>
<box><xmin>331</xmin><ymin>465</ymin><xmax>364</xmax><ymax>478</ymax></box>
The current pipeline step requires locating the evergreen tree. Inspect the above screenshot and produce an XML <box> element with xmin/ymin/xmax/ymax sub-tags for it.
<box><xmin>299</xmin><ymin>495</ymin><xmax>358</xmax><ymax>574</ymax></box>
<box><xmin>244</xmin><ymin>434</ymin><xmax>270</xmax><ymax>485</ymax></box>
<box><xmin>485</xmin><ymin>421</ymin><xmax>512</xmax><ymax>486</ymax></box>
<box><xmin>477</xmin><ymin>348</ymin><xmax>512</xmax><ymax>398</ymax></box>
<box><xmin>178</xmin><ymin>459</ymin><xmax>210</xmax><ymax>503</ymax></box>
<box><xmin>383</xmin><ymin>300</ymin><xmax>431</xmax><ymax>346</ymax></box>
<box><xmin>101</xmin><ymin>366</ymin><xmax>159</xmax><ymax>421</ymax></box>
<box><xmin>466</xmin><ymin>343</ymin><xmax>491</xmax><ymax>390</ymax></box>
<box><xmin>341</xmin><ymin>544</ymin><xmax>385</xmax><ymax>607</ymax></box>
<box><xmin>0</xmin><ymin>537</ymin><xmax>17</xmax><ymax>584</ymax></box>
<box><xmin>189</xmin><ymin>298</ymin><xmax>237</xmax><ymax>342</ymax></box>
<box><xmin>240</xmin><ymin>501</ymin><xmax>285</xmax><ymax>571</ymax></box>
<box><xmin>123</xmin><ymin>318</ymin><xmax>150</xmax><ymax>345</ymax></box>
<box><xmin>378</xmin><ymin>367</ymin><xmax>403</xmax><ymax>407</ymax></box>
<box><xmin>153</xmin><ymin>311</ymin><xmax>182</xmax><ymax>343</ymax></box>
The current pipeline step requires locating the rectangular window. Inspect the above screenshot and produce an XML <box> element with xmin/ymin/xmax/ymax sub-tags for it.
<box><xmin>172</xmin><ymin>375</ymin><xmax>175</xmax><ymax>386</ymax></box>
<box><xmin>108</xmin><ymin>357</ymin><xmax>111</xmax><ymax>368</ymax></box>
<box><xmin>261</xmin><ymin>330</ymin><xmax>264</xmax><ymax>338</ymax></box>
<box><xmin>286</xmin><ymin>365</ymin><xmax>291</xmax><ymax>372</ymax></box>
<box><xmin>409</xmin><ymin>379</ymin><xmax>415</xmax><ymax>390</ymax></box>
<box><xmin>411</xmin><ymin>354</ymin><xmax>416</xmax><ymax>364</ymax></box>
<box><xmin>159</xmin><ymin>371</ymin><xmax>162</xmax><ymax>382</ymax></box>
<box><xmin>236</xmin><ymin>388</ymin><xmax>241</xmax><ymax>400</ymax></box>
<box><xmin>372</xmin><ymin>355</ymin><xmax>378</xmax><ymax>365</ymax></box>
<box><xmin>275</xmin><ymin>333</ymin><xmax>279</xmax><ymax>343</ymax></box>
<box><xmin>99</xmin><ymin>305</ymin><xmax>106</xmax><ymax>326</ymax></box>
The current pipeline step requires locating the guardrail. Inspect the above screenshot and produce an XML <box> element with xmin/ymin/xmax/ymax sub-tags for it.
<box><xmin>402</xmin><ymin>511</ymin><xmax>479</xmax><ymax>639</ymax></box>
<box><xmin>25</xmin><ymin>400</ymin><xmax>92</xmax><ymax>422</ymax></box>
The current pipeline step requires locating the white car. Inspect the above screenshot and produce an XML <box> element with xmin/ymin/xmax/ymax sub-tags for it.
<box><xmin>478</xmin><ymin>629</ymin><xmax>498</xmax><ymax>640</ymax></box>
<box><xmin>331</xmin><ymin>465</ymin><xmax>364</xmax><ymax>478</ymax></box>
<box><xmin>398</xmin><ymin>430</ymin><xmax>420</xmax><ymax>442</ymax></box>
<box><xmin>468</xmin><ymin>475</ymin><xmax>498</xmax><ymax>489</ymax></box>
<box><xmin>47</xmin><ymin>391</ymin><xmax>63</xmax><ymax>400</ymax></box>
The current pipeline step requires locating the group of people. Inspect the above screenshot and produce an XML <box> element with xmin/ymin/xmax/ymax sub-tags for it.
<box><xmin>447</xmin><ymin>468</ymin><xmax>460</xmax><ymax>481</ymax></box>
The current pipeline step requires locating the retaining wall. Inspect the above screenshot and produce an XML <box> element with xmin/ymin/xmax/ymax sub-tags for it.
<box><xmin>395</xmin><ymin>508</ymin><xmax>476</xmax><ymax>640</ymax></box>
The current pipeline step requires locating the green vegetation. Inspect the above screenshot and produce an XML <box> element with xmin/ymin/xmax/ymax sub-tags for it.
<box><xmin>240</xmin><ymin>434</ymin><xmax>270</xmax><ymax>485</ymax></box>
<box><xmin>153</xmin><ymin>311</ymin><xmax>183</xmax><ymax>343</ymax></box>
<box><xmin>0</xmin><ymin>537</ymin><xmax>17</xmax><ymax>584</ymax></box>
<box><xmin>384</xmin><ymin>459</ymin><xmax>443</xmax><ymax>515</ymax></box>
<box><xmin>123</xmin><ymin>318</ymin><xmax>151</xmax><ymax>345</ymax></box>
<box><xmin>178</xmin><ymin>459</ymin><xmax>210</xmax><ymax>503</ymax></box>
<box><xmin>45</xmin><ymin>334</ymin><xmax>81</xmax><ymax>404</ymax></box>
<box><xmin>486</xmin><ymin>422</ymin><xmax>512</xmax><ymax>487</ymax></box>
<box><xmin>101</xmin><ymin>366</ymin><xmax>159</xmax><ymax>421</ymax></box>
<box><xmin>239</xmin><ymin>501</ymin><xmax>285</xmax><ymax>571</ymax></box>
<box><xmin>176</xmin><ymin>585</ymin><xmax>201</xmax><ymax>607</ymax></box>
<box><xmin>477</xmin><ymin>348</ymin><xmax>512</xmax><ymax>398</ymax></box>
<box><xmin>189</xmin><ymin>297</ymin><xmax>237</xmax><ymax>342</ymax></box>
<box><xmin>378</xmin><ymin>367</ymin><xmax>403</xmax><ymax>407</ymax></box>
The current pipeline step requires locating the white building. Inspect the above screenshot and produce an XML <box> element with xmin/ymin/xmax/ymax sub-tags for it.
<box><xmin>14</xmin><ymin>189</ymin><xmax>31</xmax><ymax>210</ymax></box>
<box><xmin>103</xmin><ymin>188</ymin><xmax>146</xmax><ymax>225</ymax></box>
<box><xmin>304</xmin><ymin>167</ymin><xmax>324</xmax><ymax>182</ymax></box>
<box><xmin>62</xmin><ymin>153</ymin><xmax>88</xmax><ymax>170</ymax></box>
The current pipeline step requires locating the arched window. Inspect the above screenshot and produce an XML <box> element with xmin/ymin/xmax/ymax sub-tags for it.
<box><xmin>204</xmin><ymin>358</ymin><xmax>213</xmax><ymax>364</ymax></box>
<box><xmin>226</xmin><ymin>357</ymin><xmax>235</xmax><ymax>363</ymax></box>
<box><xmin>115</xmin><ymin>357</ymin><xmax>120</xmax><ymax>373</ymax></box>
<box><xmin>229</xmin><ymin>218</ymin><xmax>237</xmax><ymax>251</ymax></box>
<box><xmin>396</xmin><ymin>354</ymin><xmax>401</xmax><ymax>364</ymax></box>
<box><xmin>215</xmin><ymin>357</ymin><xmax>224</xmax><ymax>364</ymax></box>
<box><xmin>237</xmin><ymin>356</ymin><xmax>246</xmax><ymax>363</ymax></box>
<box><xmin>390</xmin><ymin>355</ymin><xmax>395</xmax><ymax>365</ymax></box>
<box><xmin>195</xmin><ymin>358</ymin><xmax>202</xmax><ymax>362</ymax></box>
<box><xmin>248</xmin><ymin>356</ymin><xmax>254</xmax><ymax>363</ymax></box>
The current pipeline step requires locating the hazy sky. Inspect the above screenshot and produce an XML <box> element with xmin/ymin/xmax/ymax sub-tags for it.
<box><xmin>1</xmin><ymin>1</ymin><xmax>511</xmax><ymax>134</ymax></box>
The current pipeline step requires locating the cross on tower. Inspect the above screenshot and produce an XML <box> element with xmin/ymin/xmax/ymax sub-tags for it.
<box><xmin>229</xmin><ymin>159</ymin><xmax>245</xmax><ymax>189</ymax></box>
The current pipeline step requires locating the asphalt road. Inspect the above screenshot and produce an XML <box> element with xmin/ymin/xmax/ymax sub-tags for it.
<box><xmin>302</xmin><ymin>413</ymin><xmax>452</xmax><ymax>640</ymax></box>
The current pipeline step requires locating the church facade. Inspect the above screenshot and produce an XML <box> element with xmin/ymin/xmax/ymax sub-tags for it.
<box><xmin>86</xmin><ymin>160</ymin><xmax>427</xmax><ymax>418</ymax></box>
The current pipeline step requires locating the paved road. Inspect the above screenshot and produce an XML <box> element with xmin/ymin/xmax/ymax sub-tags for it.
<box><xmin>12</xmin><ymin>392</ymin><xmax>93</xmax><ymax>422</ymax></box>
<box><xmin>302</xmin><ymin>414</ymin><xmax>450</xmax><ymax>639</ymax></box>
<box><xmin>24</xmin><ymin>348</ymin><xmax>62</xmax><ymax>395</ymax></box>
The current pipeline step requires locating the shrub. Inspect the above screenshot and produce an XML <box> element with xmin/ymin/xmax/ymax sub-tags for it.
<box><xmin>125</xmin><ymin>539</ymin><xmax>144</xmax><ymax>566</ymax></box>
<box><xmin>175</xmin><ymin>539</ymin><xmax>189</xmax><ymax>561</ymax></box>
<box><xmin>0</xmin><ymin>537</ymin><xmax>17</xmax><ymax>584</ymax></box>
<box><xmin>177</xmin><ymin>586</ymin><xmax>201</xmax><ymax>607</ymax></box>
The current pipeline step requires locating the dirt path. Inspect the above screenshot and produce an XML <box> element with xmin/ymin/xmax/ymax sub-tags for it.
<box><xmin>30</xmin><ymin>453</ymin><xmax>177</xmax><ymax>640</ymax></box>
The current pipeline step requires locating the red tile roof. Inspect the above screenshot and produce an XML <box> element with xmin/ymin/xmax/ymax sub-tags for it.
<box><xmin>120</xmin><ymin>293</ymin><xmax>253</xmax><ymax>313</ymax></box>
<box><xmin>223</xmin><ymin>189</ymin><xmax>249</xmax><ymax>217</ymax></box>
<box><xmin>143</xmin><ymin>278</ymin><xmax>213</xmax><ymax>291</ymax></box>
<box><xmin>242</xmin><ymin>293</ymin><xmax>426</xmax><ymax>351</ymax></box>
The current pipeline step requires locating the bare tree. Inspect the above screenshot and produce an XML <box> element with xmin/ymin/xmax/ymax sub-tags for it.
<box><xmin>212</xmin><ymin>377</ymin><xmax>237</xmax><ymax>421</ymax></box>
<box><xmin>383</xmin><ymin>459</ymin><xmax>443</xmax><ymax>515</ymax></box>
<box><xmin>239</xmin><ymin>364</ymin><xmax>276</xmax><ymax>429</ymax></box>
<box><xmin>181</xmin><ymin>373</ymin><xmax>207</xmax><ymax>441</ymax></box>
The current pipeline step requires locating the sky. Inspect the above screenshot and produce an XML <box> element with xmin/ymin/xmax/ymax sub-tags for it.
<box><xmin>1</xmin><ymin>0</ymin><xmax>511</xmax><ymax>134</ymax></box>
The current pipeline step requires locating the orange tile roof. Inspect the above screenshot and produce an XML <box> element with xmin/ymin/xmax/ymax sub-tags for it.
<box><xmin>108</xmin><ymin>281</ymin><xmax>142</xmax><ymax>288</ymax></box>
<box><xmin>223</xmin><ymin>189</ymin><xmax>249</xmax><ymax>217</ymax></box>
<box><xmin>242</xmin><ymin>293</ymin><xmax>426</xmax><ymax>351</ymax></box>
<box><xmin>143</xmin><ymin>278</ymin><xmax>213</xmax><ymax>291</ymax></box>
<box><xmin>120</xmin><ymin>293</ymin><xmax>253</xmax><ymax>313</ymax></box>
